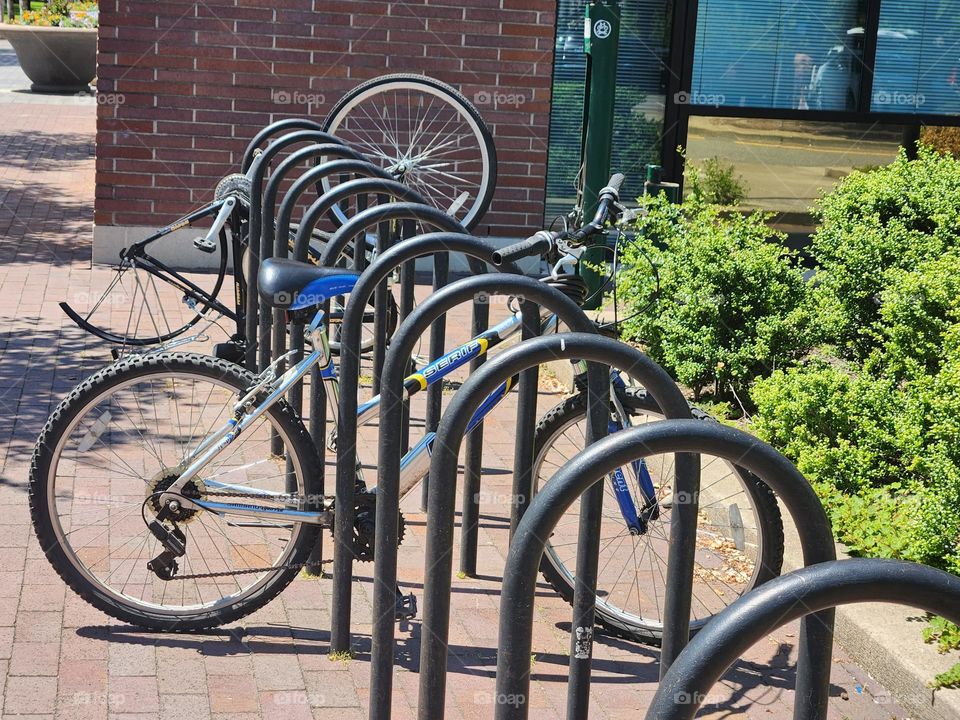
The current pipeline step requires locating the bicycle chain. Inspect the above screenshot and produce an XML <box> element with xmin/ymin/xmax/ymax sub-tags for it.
<box><xmin>157</xmin><ymin>490</ymin><xmax>332</xmax><ymax>581</ymax></box>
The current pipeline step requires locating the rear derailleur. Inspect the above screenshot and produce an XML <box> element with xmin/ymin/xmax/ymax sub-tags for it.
<box><xmin>145</xmin><ymin>500</ymin><xmax>187</xmax><ymax>581</ymax></box>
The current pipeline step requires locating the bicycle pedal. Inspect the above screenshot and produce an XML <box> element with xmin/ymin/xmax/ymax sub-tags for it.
<box><xmin>395</xmin><ymin>591</ymin><xmax>417</xmax><ymax>621</ymax></box>
<box><xmin>214</xmin><ymin>340</ymin><xmax>246</xmax><ymax>365</ymax></box>
<box><xmin>193</xmin><ymin>236</ymin><xmax>218</xmax><ymax>254</ymax></box>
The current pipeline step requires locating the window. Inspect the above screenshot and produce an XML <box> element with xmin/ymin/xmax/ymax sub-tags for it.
<box><xmin>872</xmin><ymin>0</ymin><xmax>960</xmax><ymax>115</ymax></box>
<box><xmin>545</xmin><ymin>0</ymin><xmax>672</xmax><ymax>223</ymax></box>
<box><xmin>691</xmin><ymin>0</ymin><xmax>866</xmax><ymax>111</ymax></box>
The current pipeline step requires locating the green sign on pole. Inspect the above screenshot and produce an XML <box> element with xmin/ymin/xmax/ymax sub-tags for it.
<box><xmin>580</xmin><ymin>0</ymin><xmax>620</xmax><ymax>309</ymax></box>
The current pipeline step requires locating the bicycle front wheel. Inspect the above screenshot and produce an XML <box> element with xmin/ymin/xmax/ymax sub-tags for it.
<box><xmin>30</xmin><ymin>353</ymin><xmax>322</xmax><ymax>631</ymax></box>
<box><xmin>533</xmin><ymin>387</ymin><xmax>784</xmax><ymax>644</ymax></box>
<box><xmin>323</xmin><ymin>74</ymin><xmax>497</xmax><ymax>230</ymax></box>
<box><xmin>60</xmin><ymin>230</ymin><xmax>230</xmax><ymax>349</ymax></box>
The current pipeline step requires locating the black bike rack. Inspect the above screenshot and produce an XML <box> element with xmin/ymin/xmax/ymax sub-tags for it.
<box><xmin>258</xmin><ymin>158</ymin><xmax>394</xmax><ymax>373</ymax></box>
<box><xmin>306</xmin><ymin>201</ymin><xmax>472</xmax><ymax>448</ymax></box>
<box><xmin>239</xmin><ymin>118</ymin><xmax>327</xmax><ymax>173</ymax></box>
<box><xmin>244</xmin><ymin>129</ymin><xmax>345</xmax><ymax>370</ymax></box>
<box><xmin>325</xmin><ymin>232</ymin><xmax>510</xmax><ymax>655</ymax></box>
<box><xmin>320</xmin><ymin>203</ymin><xmax>488</xmax><ymax>434</ymax></box>
<box><xmin>418</xmin><ymin>333</ymin><xmax>696</xmax><ymax>720</ymax></box>
<box><xmin>262</xmin><ymin>143</ymin><xmax>371</xmax><ymax>260</ymax></box>
<box><xmin>493</xmin><ymin>419</ymin><xmax>837</xmax><ymax>720</ymax></box>
<box><xmin>278</xmin><ymin>190</ymin><xmax>449</xmax><ymax>575</ymax></box>
<box><xmin>284</xmin><ymin>183</ymin><xmax>430</xmax><ymax>449</ymax></box>
<box><xmin>371</xmin><ymin>277</ymin><xmax>611</xmax><ymax>720</ymax></box>
<box><xmin>646</xmin><ymin>558</ymin><xmax>960</xmax><ymax>720</ymax></box>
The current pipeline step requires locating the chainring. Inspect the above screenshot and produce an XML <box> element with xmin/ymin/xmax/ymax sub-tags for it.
<box><xmin>335</xmin><ymin>491</ymin><xmax>406</xmax><ymax>562</ymax></box>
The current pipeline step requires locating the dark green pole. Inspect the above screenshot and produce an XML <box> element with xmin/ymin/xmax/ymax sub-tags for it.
<box><xmin>565</xmin><ymin>7</ymin><xmax>620</xmax><ymax>715</ymax></box>
<box><xmin>579</xmin><ymin>0</ymin><xmax>620</xmax><ymax>310</ymax></box>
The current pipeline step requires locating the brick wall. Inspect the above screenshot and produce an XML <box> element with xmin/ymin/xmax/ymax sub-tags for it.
<box><xmin>94</xmin><ymin>0</ymin><xmax>557</xmax><ymax>248</ymax></box>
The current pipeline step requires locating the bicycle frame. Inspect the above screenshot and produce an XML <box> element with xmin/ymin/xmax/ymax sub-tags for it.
<box><xmin>161</xmin><ymin>302</ymin><xmax>537</xmax><ymax>521</ymax></box>
<box><xmin>158</xmin><ymin>273</ymin><xmax>660</xmax><ymax>533</ymax></box>
<box><xmin>62</xmin><ymin>195</ymin><xmax>389</xmax><ymax>355</ymax></box>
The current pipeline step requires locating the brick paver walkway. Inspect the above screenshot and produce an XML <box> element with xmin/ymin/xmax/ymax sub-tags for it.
<box><xmin>0</xmin><ymin>44</ymin><xmax>908</xmax><ymax>720</ymax></box>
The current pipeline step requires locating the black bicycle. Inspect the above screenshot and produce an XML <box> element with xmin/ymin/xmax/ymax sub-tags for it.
<box><xmin>62</xmin><ymin>75</ymin><xmax>497</xmax><ymax>355</ymax></box>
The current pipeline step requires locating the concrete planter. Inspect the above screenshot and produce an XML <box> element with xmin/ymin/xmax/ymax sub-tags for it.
<box><xmin>0</xmin><ymin>24</ymin><xmax>96</xmax><ymax>93</ymax></box>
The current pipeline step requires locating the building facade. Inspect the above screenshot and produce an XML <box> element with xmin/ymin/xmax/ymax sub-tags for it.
<box><xmin>94</xmin><ymin>0</ymin><xmax>960</xmax><ymax>253</ymax></box>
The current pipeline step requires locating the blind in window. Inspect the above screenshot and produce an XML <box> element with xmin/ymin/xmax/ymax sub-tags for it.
<box><xmin>691</xmin><ymin>0</ymin><xmax>865</xmax><ymax>111</ymax></box>
<box><xmin>873</xmin><ymin>0</ymin><xmax>960</xmax><ymax>115</ymax></box>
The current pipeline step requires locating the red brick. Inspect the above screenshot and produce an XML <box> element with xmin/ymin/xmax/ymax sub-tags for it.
<box><xmin>95</xmin><ymin>1</ymin><xmax>555</xmax><ymax>237</ymax></box>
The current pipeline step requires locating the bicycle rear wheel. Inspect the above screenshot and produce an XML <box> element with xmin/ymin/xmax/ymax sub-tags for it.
<box><xmin>323</xmin><ymin>74</ymin><xmax>497</xmax><ymax>230</ymax></box>
<box><xmin>29</xmin><ymin>353</ymin><xmax>322</xmax><ymax>631</ymax></box>
<box><xmin>61</xmin><ymin>229</ymin><xmax>230</xmax><ymax>350</ymax></box>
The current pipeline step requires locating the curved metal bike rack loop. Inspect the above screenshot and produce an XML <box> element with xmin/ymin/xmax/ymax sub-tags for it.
<box><xmin>296</xmin><ymin>201</ymin><xmax>468</xmax><ymax>446</ymax></box>
<box><xmin>317</xmin><ymin>203</ymin><xmax>492</xmax><ymax>476</ymax></box>
<box><xmin>283</xmin><ymin>183</ymin><xmax>429</xmax><ymax>447</ymax></box>
<box><xmin>245</xmin><ymin>129</ymin><xmax>344</xmax><ymax>370</ymax></box>
<box><xmin>418</xmin><ymin>333</ymin><xmax>696</xmax><ymax>720</ymax></box>
<box><xmin>327</xmin><ymin>232</ymin><xmax>515</xmax><ymax>655</ymax></box>
<box><xmin>371</xmin><ymin>276</ymin><xmax>606</xmax><ymax>720</ymax></box>
<box><xmin>646</xmin><ymin>558</ymin><xmax>960</xmax><ymax>720</ymax></box>
<box><xmin>260</xmin><ymin>148</ymin><xmax>379</xmax><ymax>402</ymax></box>
<box><xmin>240</xmin><ymin>118</ymin><xmax>327</xmax><ymax>172</ymax></box>
<box><xmin>321</xmin><ymin>203</ymin><xmax>461</xmax><ymax>394</ymax></box>
<box><xmin>275</xmin><ymin>166</ymin><xmax>399</xmax><ymax>262</ymax></box>
<box><xmin>494</xmin><ymin>420</ymin><xmax>837</xmax><ymax>720</ymax></box>
<box><xmin>263</xmin><ymin>143</ymin><xmax>371</xmax><ymax>260</ymax></box>
<box><xmin>258</xmin><ymin>158</ymin><xmax>393</xmax><ymax>373</ymax></box>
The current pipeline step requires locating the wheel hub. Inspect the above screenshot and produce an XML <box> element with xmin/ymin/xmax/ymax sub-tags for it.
<box><xmin>147</xmin><ymin>470</ymin><xmax>205</xmax><ymax>523</ymax></box>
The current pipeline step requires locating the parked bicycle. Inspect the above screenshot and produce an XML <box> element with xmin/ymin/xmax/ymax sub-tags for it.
<box><xmin>30</xmin><ymin>173</ymin><xmax>784</xmax><ymax>640</ymax></box>
<box><xmin>59</xmin><ymin>74</ymin><xmax>497</xmax><ymax>357</ymax></box>
<box><xmin>491</xmin><ymin>174</ymin><xmax>784</xmax><ymax>643</ymax></box>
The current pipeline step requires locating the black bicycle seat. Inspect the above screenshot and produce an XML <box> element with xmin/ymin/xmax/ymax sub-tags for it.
<box><xmin>258</xmin><ymin>258</ymin><xmax>360</xmax><ymax>309</ymax></box>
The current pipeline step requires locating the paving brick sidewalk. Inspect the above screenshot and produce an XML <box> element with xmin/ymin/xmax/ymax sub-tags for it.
<box><xmin>0</xmin><ymin>56</ymin><xmax>908</xmax><ymax>720</ymax></box>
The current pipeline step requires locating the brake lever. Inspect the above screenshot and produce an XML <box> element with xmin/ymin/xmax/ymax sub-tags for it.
<box><xmin>550</xmin><ymin>239</ymin><xmax>586</xmax><ymax>277</ymax></box>
<box><xmin>619</xmin><ymin>203</ymin><xmax>646</xmax><ymax>225</ymax></box>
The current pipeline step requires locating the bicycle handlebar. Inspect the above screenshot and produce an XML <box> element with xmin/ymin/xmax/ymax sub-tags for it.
<box><xmin>491</xmin><ymin>173</ymin><xmax>626</xmax><ymax>267</ymax></box>
<box><xmin>492</xmin><ymin>231</ymin><xmax>559</xmax><ymax>266</ymax></box>
<box><xmin>599</xmin><ymin>172</ymin><xmax>625</xmax><ymax>201</ymax></box>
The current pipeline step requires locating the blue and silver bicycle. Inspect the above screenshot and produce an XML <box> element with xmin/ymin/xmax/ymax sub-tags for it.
<box><xmin>30</xmin><ymin>182</ymin><xmax>783</xmax><ymax>639</ymax></box>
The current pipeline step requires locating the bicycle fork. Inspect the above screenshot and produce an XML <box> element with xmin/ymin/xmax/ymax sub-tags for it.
<box><xmin>571</xmin><ymin>363</ymin><xmax>662</xmax><ymax>536</ymax></box>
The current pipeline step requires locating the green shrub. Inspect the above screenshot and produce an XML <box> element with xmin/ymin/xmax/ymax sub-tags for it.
<box><xmin>873</xmin><ymin>252</ymin><xmax>960</xmax><ymax>381</ymax></box>
<box><xmin>617</xmin><ymin>194</ymin><xmax>811</xmax><ymax>401</ymax></box>
<box><xmin>688</xmin><ymin>157</ymin><xmax>748</xmax><ymax>206</ymax></box>
<box><xmin>751</xmin><ymin>361</ymin><xmax>912</xmax><ymax>496</ymax></box>
<box><xmin>923</xmin><ymin>618</ymin><xmax>960</xmax><ymax>689</ymax></box>
<box><xmin>810</xmin><ymin>146</ymin><xmax>960</xmax><ymax>359</ymax></box>
<box><xmin>751</xmin><ymin>359</ymin><xmax>960</xmax><ymax>573</ymax></box>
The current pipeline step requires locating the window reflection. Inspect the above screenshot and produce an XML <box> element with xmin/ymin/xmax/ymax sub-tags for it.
<box><xmin>873</xmin><ymin>1</ymin><xmax>960</xmax><ymax>115</ymax></box>
<box><xmin>692</xmin><ymin>0</ymin><xmax>866</xmax><ymax>111</ymax></box>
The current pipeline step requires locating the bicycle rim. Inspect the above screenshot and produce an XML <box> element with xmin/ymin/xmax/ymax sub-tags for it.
<box><xmin>323</xmin><ymin>76</ymin><xmax>495</xmax><ymax>230</ymax></box>
<box><xmin>61</xmin><ymin>235</ymin><xmax>228</xmax><ymax>350</ymax></box>
<box><xmin>535</xmin><ymin>397</ymin><xmax>772</xmax><ymax>636</ymax></box>
<box><xmin>42</xmin><ymin>365</ymin><xmax>312</xmax><ymax>617</ymax></box>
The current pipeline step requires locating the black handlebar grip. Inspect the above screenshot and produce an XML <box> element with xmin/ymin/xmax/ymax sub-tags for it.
<box><xmin>492</xmin><ymin>232</ymin><xmax>554</xmax><ymax>266</ymax></box>
<box><xmin>607</xmin><ymin>173</ymin><xmax>625</xmax><ymax>194</ymax></box>
<box><xmin>598</xmin><ymin>173</ymin><xmax>626</xmax><ymax>203</ymax></box>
